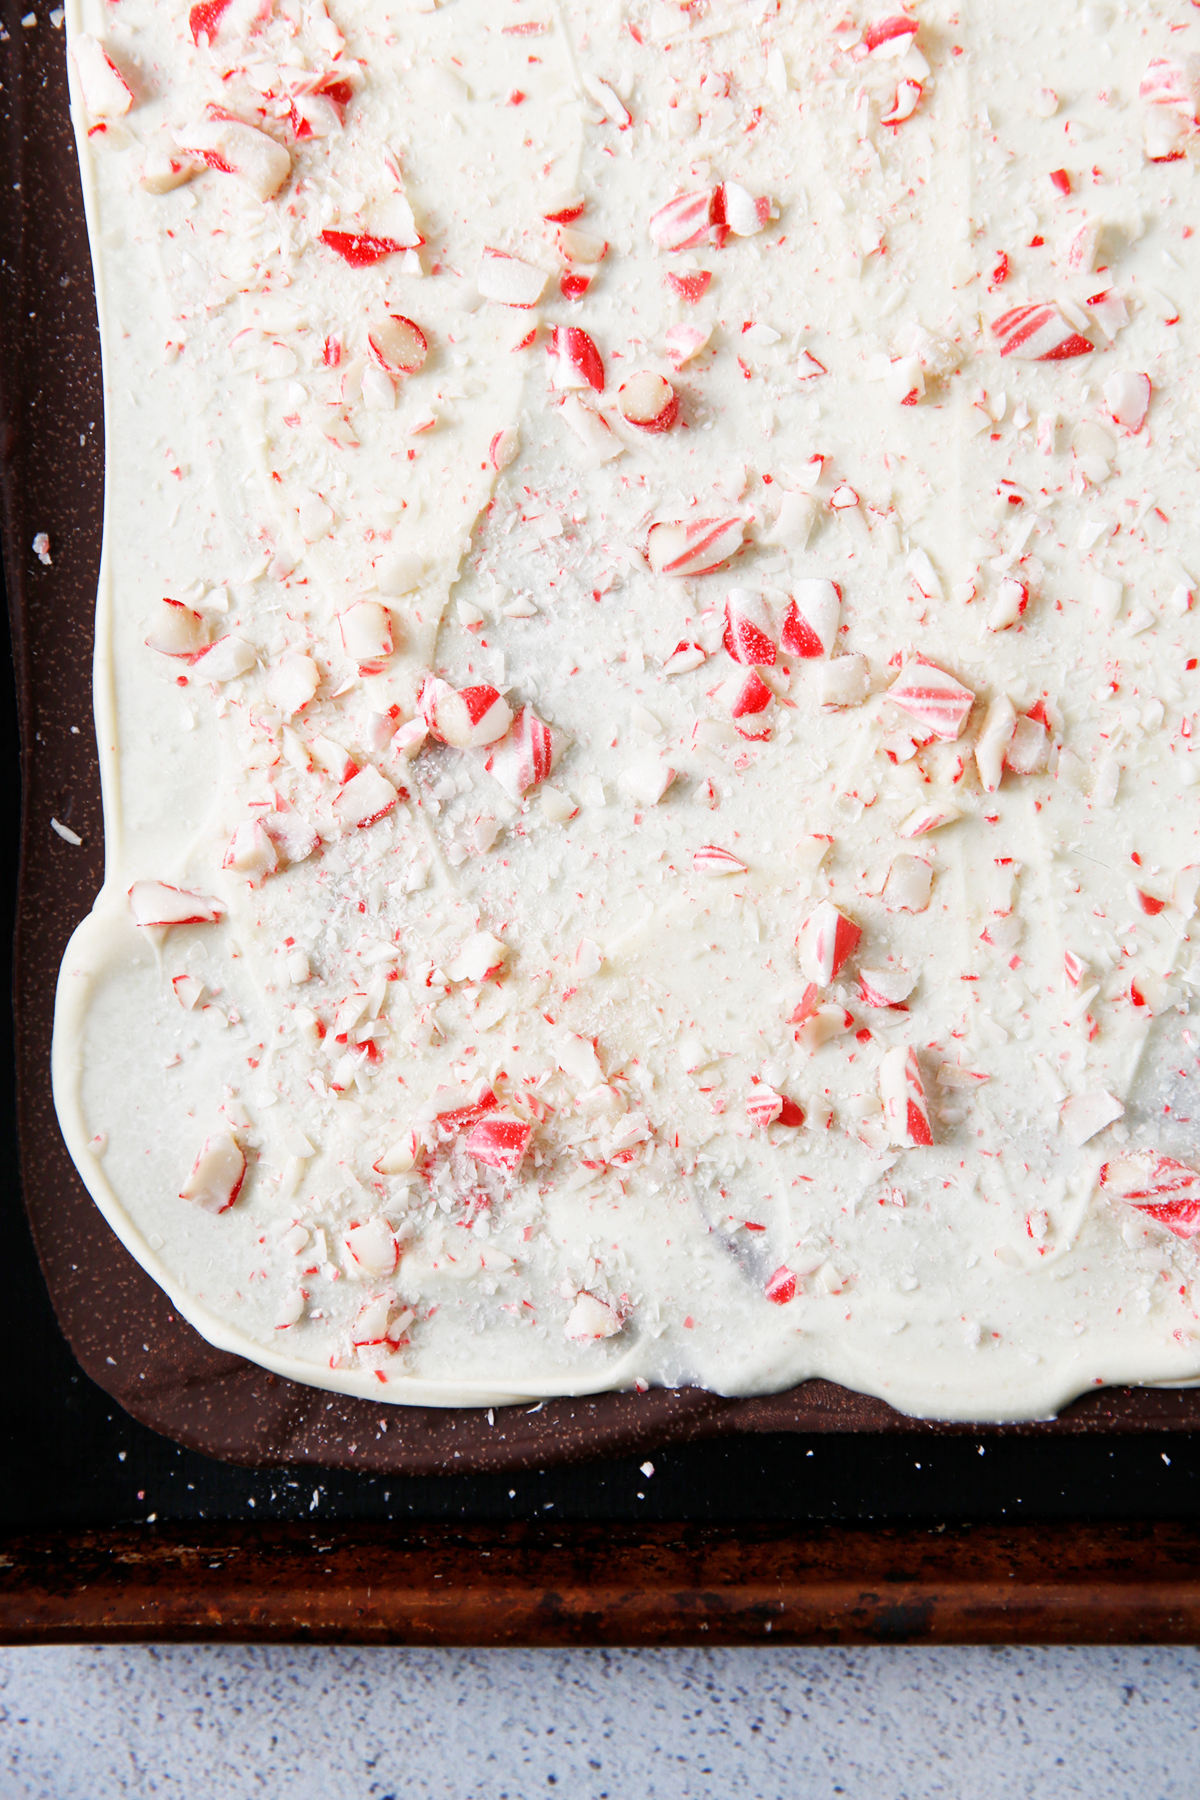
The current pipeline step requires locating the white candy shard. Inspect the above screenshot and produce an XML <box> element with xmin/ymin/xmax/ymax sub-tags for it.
<box><xmin>71</xmin><ymin>34</ymin><xmax>134</xmax><ymax>117</ymax></box>
<box><xmin>266</xmin><ymin>652</ymin><xmax>320</xmax><ymax>718</ymax></box>
<box><xmin>175</xmin><ymin>113</ymin><xmax>291</xmax><ymax>203</ymax></box>
<box><xmin>223</xmin><ymin>819</ymin><xmax>278</xmax><ymax>884</ymax></box>
<box><xmin>975</xmin><ymin>694</ymin><xmax>1018</xmax><ymax>793</ymax></box>
<box><xmin>336</xmin><ymin>766</ymin><xmax>398</xmax><ymax>829</ymax></box>
<box><xmin>477</xmin><ymin>247</ymin><xmax>548</xmax><ymax>307</ymax></box>
<box><xmin>1060</xmin><ymin>1089</ymin><xmax>1124</xmax><ymax>1146</ymax></box>
<box><xmin>818</xmin><ymin>654</ymin><xmax>870</xmax><ymax>708</ymax></box>
<box><xmin>129</xmin><ymin>881</ymin><xmax>225</xmax><ymax>927</ymax></box>
<box><xmin>180</xmin><ymin>1131</ymin><xmax>245</xmax><ymax>1214</ymax></box>
<box><xmin>344</xmin><ymin>1217</ymin><xmax>400</xmax><ymax>1279</ymax></box>
<box><xmin>145</xmin><ymin>598</ymin><xmax>208</xmax><ymax>658</ymax></box>
<box><xmin>883</xmin><ymin>855</ymin><xmax>933</xmax><ymax>914</ymax></box>
<box><xmin>447</xmin><ymin>932</ymin><xmax>507</xmax><ymax>983</ymax></box>
<box><xmin>193</xmin><ymin>636</ymin><xmax>256</xmax><ymax>683</ymax></box>
<box><xmin>565</xmin><ymin>1292</ymin><xmax>624</xmax><ymax>1341</ymax></box>
<box><xmin>1104</xmin><ymin>371</ymin><xmax>1151</xmax><ymax>433</ymax></box>
<box><xmin>619</xmin><ymin>757</ymin><xmax>676</xmax><ymax>807</ymax></box>
<box><xmin>337</xmin><ymin>601</ymin><xmax>393</xmax><ymax>668</ymax></box>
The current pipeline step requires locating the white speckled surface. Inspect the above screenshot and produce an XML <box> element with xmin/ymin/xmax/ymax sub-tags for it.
<box><xmin>0</xmin><ymin>1644</ymin><xmax>1197</xmax><ymax>1796</ymax></box>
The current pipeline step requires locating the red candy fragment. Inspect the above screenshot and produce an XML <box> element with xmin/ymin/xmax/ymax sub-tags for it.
<box><xmin>1100</xmin><ymin>1153</ymin><xmax>1200</xmax><ymax>1239</ymax></box>
<box><xmin>320</xmin><ymin>230</ymin><xmax>410</xmax><ymax>266</ymax></box>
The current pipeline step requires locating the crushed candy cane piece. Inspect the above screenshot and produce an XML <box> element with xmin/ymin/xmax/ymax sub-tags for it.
<box><xmin>180</xmin><ymin>1130</ymin><xmax>245</xmax><ymax>1214</ymax></box>
<box><xmin>992</xmin><ymin>303</ymin><xmax>1092</xmax><ymax>362</ymax></box>
<box><xmin>797</xmin><ymin>900</ymin><xmax>861</xmax><ymax>985</ymax></box>
<box><xmin>781</xmin><ymin>580</ymin><xmax>840</xmax><ymax>658</ymax></box>
<box><xmin>887</xmin><ymin>658</ymin><xmax>975</xmax><ymax>740</ymax></box>
<box><xmin>879</xmin><ymin>1046</ymin><xmax>933</xmax><ymax>1148</ymax></box>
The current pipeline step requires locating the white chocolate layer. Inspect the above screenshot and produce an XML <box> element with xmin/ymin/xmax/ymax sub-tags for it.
<box><xmin>54</xmin><ymin>0</ymin><xmax>1200</xmax><ymax>1417</ymax></box>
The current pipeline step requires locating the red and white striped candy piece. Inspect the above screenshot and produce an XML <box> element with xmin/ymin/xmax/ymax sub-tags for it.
<box><xmin>1100</xmin><ymin>1152</ymin><xmax>1200</xmax><ymax>1239</ymax></box>
<box><xmin>992</xmin><ymin>303</ymin><xmax>1092</xmax><ymax>361</ymax></box>
<box><xmin>858</xmin><ymin>966</ymin><xmax>914</xmax><ymax>1008</ymax></box>
<box><xmin>175</xmin><ymin>111</ymin><xmax>291</xmax><ymax>203</ymax></box>
<box><xmin>543</xmin><ymin>195</ymin><xmax>585</xmax><ymax>223</ymax></box>
<box><xmin>421</xmin><ymin>679</ymin><xmax>512</xmax><ymax>748</ymax></box>
<box><xmin>617</xmin><ymin>371</ymin><xmax>678</xmax><ymax>431</ymax></box>
<box><xmin>465</xmin><ymin>1114</ymin><xmax>533</xmax><ymax>1174</ymax></box>
<box><xmin>180</xmin><ymin>1130</ymin><xmax>245</xmax><ymax>1214</ymax></box>
<box><xmin>129</xmin><ymin>881</ymin><xmax>225</xmax><ymax>928</ymax></box>
<box><xmin>477</xmin><ymin>247</ymin><xmax>548</xmax><ymax>307</ymax></box>
<box><xmin>649</xmin><ymin>189</ymin><xmax>713</xmax><ymax>251</ymax></box>
<box><xmin>647</xmin><ymin>516</ymin><xmax>746</xmax><ymax>577</ymax></box>
<box><xmin>723</xmin><ymin>589</ymin><xmax>776</xmax><ymax>666</ymax></box>
<box><xmin>320</xmin><ymin>231</ymin><xmax>409</xmax><ymax>267</ymax></box>
<box><xmin>987</xmin><ymin>578</ymin><xmax>1028</xmax><ymax>633</ymax></box>
<box><xmin>1139</xmin><ymin>56</ymin><xmax>1200</xmax><ymax>116</ymax></box>
<box><xmin>723</xmin><ymin>669</ymin><xmax>773</xmax><ymax>737</ymax></box>
<box><xmin>746</xmin><ymin>1089</ymin><xmax>787</xmax><ymax>1129</ymax></box>
<box><xmin>879</xmin><ymin>1045</ymin><xmax>933</xmax><ymax>1148</ymax></box>
<box><xmin>1064</xmin><ymin>950</ymin><xmax>1089</xmax><ymax>987</ymax></box>
<box><xmin>188</xmin><ymin>0</ymin><xmax>271</xmax><ymax>47</ymax></box>
<box><xmin>780</xmin><ymin>579</ymin><xmax>841</xmax><ymax>658</ymax></box>
<box><xmin>368</xmin><ymin>315</ymin><xmax>428</xmax><ymax>376</ymax></box>
<box><xmin>484</xmin><ymin>706</ymin><xmax>559</xmax><ymax>800</ymax></box>
<box><xmin>693</xmin><ymin>845</ymin><xmax>747</xmax><ymax>875</ymax></box>
<box><xmin>666</xmin><ymin>271</ymin><xmax>712</xmax><ymax>303</ymax></box>
<box><xmin>796</xmin><ymin>900</ymin><xmax>861</xmax><ymax>986</ymax></box>
<box><xmin>886</xmin><ymin>658</ymin><xmax>975</xmax><ymax>741</ymax></box>
<box><xmin>862</xmin><ymin>12</ymin><xmax>918</xmax><ymax>54</ymax></box>
<box><xmin>764</xmin><ymin>1266</ymin><xmax>797</xmax><ymax>1305</ymax></box>
<box><xmin>881</xmin><ymin>80</ymin><xmax>923</xmax><ymax>124</ymax></box>
<box><xmin>547</xmin><ymin>324</ymin><xmax>605</xmax><ymax>393</ymax></box>
<box><xmin>71</xmin><ymin>34</ymin><xmax>134</xmax><ymax>117</ymax></box>
<box><xmin>1104</xmin><ymin>371</ymin><xmax>1151</xmax><ymax>433</ymax></box>
<box><xmin>711</xmin><ymin>182</ymin><xmax>775</xmax><ymax>239</ymax></box>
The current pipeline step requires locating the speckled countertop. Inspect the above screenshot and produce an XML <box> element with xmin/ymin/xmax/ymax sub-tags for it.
<box><xmin>0</xmin><ymin>1643</ymin><xmax>1197</xmax><ymax>1798</ymax></box>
